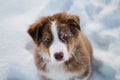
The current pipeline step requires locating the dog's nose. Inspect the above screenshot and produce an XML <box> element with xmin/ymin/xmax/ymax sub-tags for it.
<box><xmin>54</xmin><ymin>52</ymin><xmax>64</xmax><ymax>61</ymax></box>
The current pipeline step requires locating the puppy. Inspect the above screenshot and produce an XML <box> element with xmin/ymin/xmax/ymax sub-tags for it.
<box><xmin>27</xmin><ymin>12</ymin><xmax>93</xmax><ymax>80</ymax></box>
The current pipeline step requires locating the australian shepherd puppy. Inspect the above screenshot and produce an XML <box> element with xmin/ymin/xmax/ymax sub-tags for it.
<box><xmin>27</xmin><ymin>12</ymin><xmax>93</xmax><ymax>80</ymax></box>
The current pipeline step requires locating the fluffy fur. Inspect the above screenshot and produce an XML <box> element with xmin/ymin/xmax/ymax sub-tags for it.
<box><xmin>27</xmin><ymin>12</ymin><xmax>93</xmax><ymax>80</ymax></box>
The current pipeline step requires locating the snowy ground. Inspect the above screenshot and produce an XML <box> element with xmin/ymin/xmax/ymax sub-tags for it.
<box><xmin>0</xmin><ymin>0</ymin><xmax>120</xmax><ymax>80</ymax></box>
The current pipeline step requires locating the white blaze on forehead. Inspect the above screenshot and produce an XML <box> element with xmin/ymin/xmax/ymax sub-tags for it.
<box><xmin>50</xmin><ymin>21</ymin><xmax>58</xmax><ymax>42</ymax></box>
<box><xmin>49</xmin><ymin>21</ymin><xmax>69</xmax><ymax>64</ymax></box>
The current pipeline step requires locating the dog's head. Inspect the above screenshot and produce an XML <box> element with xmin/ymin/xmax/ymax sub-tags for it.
<box><xmin>28</xmin><ymin>12</ymin><xmax>81</xmax><ymax>64</ymax></box>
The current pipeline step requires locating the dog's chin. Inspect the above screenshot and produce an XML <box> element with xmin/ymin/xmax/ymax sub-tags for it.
<box><xmin>50</xmin><ymin>60</ymin><xmax>64</xmax><ymax>65</ymax></box>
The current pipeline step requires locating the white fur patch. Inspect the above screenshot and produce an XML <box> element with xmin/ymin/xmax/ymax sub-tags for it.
<box><xmin>39</xmin><ymin>63</ymin><xmax>90</xmax><ymax>80</ymax></box>
<box><xmin>39</xmin><ymin>63</ymin><xmax>76</xmax><ymax>80</ymax></box>
<box><xmin>49</xmin><ymin>21</ymin><xmax>69</xmax><ymax>64</ymax></box>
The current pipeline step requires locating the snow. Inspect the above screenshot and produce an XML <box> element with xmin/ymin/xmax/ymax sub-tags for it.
<box><xmin>0</xmin><ymin>0</ymin><xmax>120</xmax><ymax>80</ymax></box>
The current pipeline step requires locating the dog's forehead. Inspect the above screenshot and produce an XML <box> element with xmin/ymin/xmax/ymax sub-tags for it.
<box><xmin>39</xmin><ymin>12</ymin><xmax>79</xmax><ymax>37</ymax></box>
<box><xmin>42</xmin><ymin>20</ymin><xmax>69</xmax><ymax>33</ymax></box>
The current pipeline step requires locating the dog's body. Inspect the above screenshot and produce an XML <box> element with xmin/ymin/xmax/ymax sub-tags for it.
<box><xmin>27</xmin><ymin>12</ymin><xmax>93</xmax><ymax>80</ymax></box>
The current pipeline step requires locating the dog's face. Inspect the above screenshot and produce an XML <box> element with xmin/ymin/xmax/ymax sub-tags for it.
<box><xmin>28</xmin><ymin>12</ymin><xmax>81</xmax><ymax>64</ymax></box>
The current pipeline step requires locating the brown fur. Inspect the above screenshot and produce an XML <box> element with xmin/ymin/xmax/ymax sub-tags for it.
<box><xmin>27</xmin><ymin>12</ymin><xmax>93</xmax><ymax>80</ymax></box>
<box><xmin>64</xmin><ymin>32</ymin><xmax>92</xmax><ymax>78</ymax></box>
<box><xmin>34</xmin><ymin>52</ymin><xmax>46</xmax><ymax>71</ymax></box>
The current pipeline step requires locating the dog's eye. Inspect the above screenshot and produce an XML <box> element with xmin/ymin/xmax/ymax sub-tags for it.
<box><xmin>60</xmin><ymin>33</ymin><xmax>70</xmax><ymax>43</ymax></box>
<box><xmin>43</xmin><ymin>36</ymin><xmax>52</xmax><ymax>47</ymax></box>
<box><xmin>44</xmin><ymin>37</ymin><xmax>51</xmax><ymax>43</ymax></box>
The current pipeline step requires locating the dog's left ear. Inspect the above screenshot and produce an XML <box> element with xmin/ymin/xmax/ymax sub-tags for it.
<box><xmin>27</xmin><ymin>23</ymin><xmax>43</xmax><ymax>44</ymax></box>
<box><xmin>67</xmin><ymin>15</ymin><xmax>80</xmax><ymax>31</ymax></box>
<box><xmin>27</xmin><ymin>17</ymin><xmax>49</xmax><ymax>44</ymax></box>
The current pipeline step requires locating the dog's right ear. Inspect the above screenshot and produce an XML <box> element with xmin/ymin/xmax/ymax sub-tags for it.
<box><xmin>28</xmin><ymin>17</ymin><xmax>48</xmax><ymax>44</ymax></box>
<box><xmin>27</xmin><ymin>23</ymin><xmax>43</xmax><ymax>44</ymax></box>
<box><xmin>27</xmin><ymin>17</ymin><xmax>49</xmax><ymax>44</ymax></box>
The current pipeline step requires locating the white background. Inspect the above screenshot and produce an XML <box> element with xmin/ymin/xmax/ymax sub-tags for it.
<box><xmin>0</xmin><ymin>0</ymin><xmax>120</xmax><ymax>80</ymax></box>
